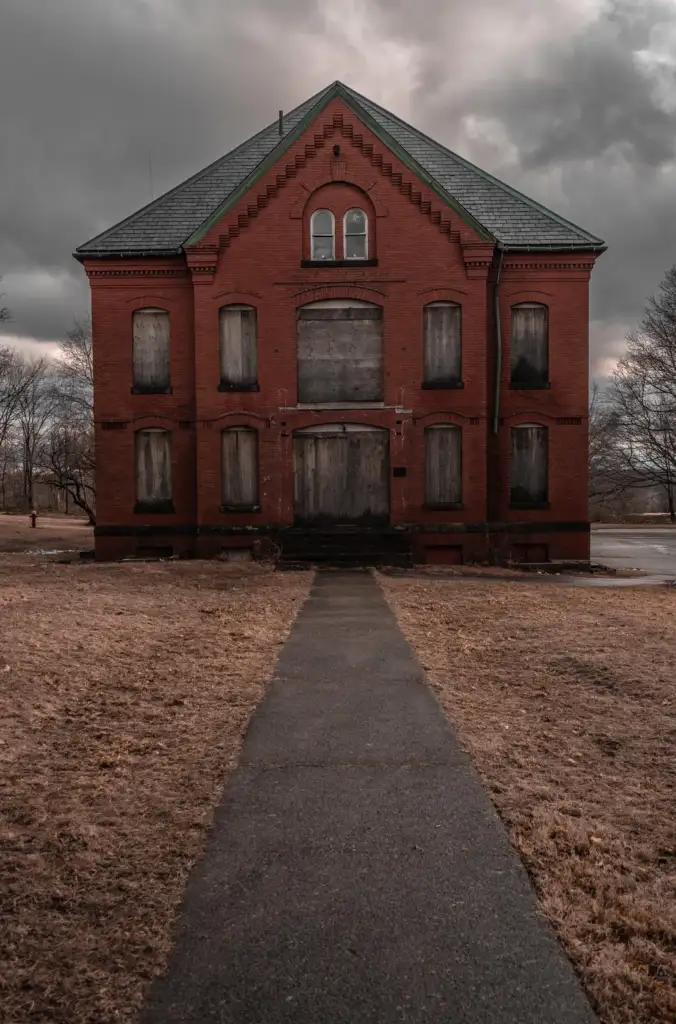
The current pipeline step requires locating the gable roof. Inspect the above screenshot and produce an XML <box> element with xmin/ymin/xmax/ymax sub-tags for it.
<box><xmin>75</xmin><ymin>82</ymin><xmax>604</xmax><ymax>259</ymax></box>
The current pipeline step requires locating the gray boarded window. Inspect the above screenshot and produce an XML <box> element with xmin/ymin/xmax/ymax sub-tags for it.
<box><xmin>221</xmin><ymin>427</ymin><xmax>259</xmax><ymax>508</ymax></box>
<box><xmin>132</xmin><ymin>308</ymin><xmax>170</xmax><ymax>392</ymax></box>
<box><xmin>510</xmin><ymin>303</ymin><xmax>548</xmax><ymax>386</ymax></box>
<box><xmin>425</xmin><ymin>425</ymin><xmax>462</xmax><ymax>506</ymax></box>
<box><xmin>423</xmin><ymin>303</ymin><xmax>461</xmax><ymax>386</ymax></box>
<box><xmin>135</xmin><ymin>429</ymin><xmax>172</xmax><ymax>508</ymax></box>
<box><xmin>510</xmin><ymin>425</ymin><xmax>548</xmax><ymax>505</ymax></box>
<box><xmin>297</xmin><ymin>300</ymin><xmax>383</xmax><ymax>403</ymax></box>
<box><xmin>219</xmin><ymin>305</ymin><xmax>258</xmax><ymax>388</ymax></box>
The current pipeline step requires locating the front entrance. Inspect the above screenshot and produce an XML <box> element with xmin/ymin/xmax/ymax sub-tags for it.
<box><xmin>293</xmin><ymin>424</ymin><xmax>389</xmax><ymax>524</ymax></box>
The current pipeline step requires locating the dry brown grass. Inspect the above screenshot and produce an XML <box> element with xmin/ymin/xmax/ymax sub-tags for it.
<box><xmin>380</xmin><ymin>576</ymin><xmax>676</xmax><ymax>1024</ymax></box>
<box><xmin>0</xmin><ymin>555</ymin><xmax>311</xmax><ymax>1023</ymax></box>
<box><xmin>0</xmin><ymin>513</ymin><xmax>93</xmax><ymax>553</ymax></box>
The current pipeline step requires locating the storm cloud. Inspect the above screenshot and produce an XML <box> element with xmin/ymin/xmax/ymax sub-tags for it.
<box><xmin>1</xmin><ymin>0</ymin><xmax>675</xmax><ymax>375</ymax></box>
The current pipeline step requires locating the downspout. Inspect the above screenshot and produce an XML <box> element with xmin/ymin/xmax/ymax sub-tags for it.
<box><xmin>492</xmin><ymin>243</ymin><xmax>505</xmax><ymax>434</ymax></box>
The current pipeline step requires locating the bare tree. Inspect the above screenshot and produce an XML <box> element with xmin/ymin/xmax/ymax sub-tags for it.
<box><xmin>15</xmin><ymin>357</ymin><xmax>56</xmax><ymax>508</ymax></box>
<box><xmin>57</xmin><ymin>316</ymin><xmax>93</xmax><ymax>414</ymax></box>
<box><xmin>45</xmin><ymin>317</ymin><xmax>96</xmax><ymax>522</ymax></box>
<box><xmin>607</xmin><ymin>266</ymin><xmax>676</xmax><ymax>522</ymax></box>
<box><xmin>0</xmin><ymin>277</ymin><xmax>9</xmax><ymax>325</ymax></box>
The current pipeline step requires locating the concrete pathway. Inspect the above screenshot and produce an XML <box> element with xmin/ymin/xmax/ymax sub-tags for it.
<box><xmin>592</xmin><ymin>524</ymin><xmax>676</xmax><ymax>575</ymax></box>
<box><xmin>142</xmin><ymin>571</ymin><xmax>597</xmax><ymax>1024</ymax></box>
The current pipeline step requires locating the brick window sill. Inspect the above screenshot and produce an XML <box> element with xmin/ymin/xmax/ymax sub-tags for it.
<box><xmin>421</xmin><ymin>381</ymin><xmax>464</xmax><ymax>390</ymax></box>
<box><xmin>508</xmin><ymin>382</ymin><xmax>551</xmax><ymax>390</ymax></box>
<box><xmin>509</xmin><ymin>502</ymin><xmax>551</xmax><ymax>510</ymax></box>
<box><xmin>218</xmin><ymin>382</ymin><xmax>260</xmax><ymax>393</ymax></box>
<box><xmin>134</xmin><ymin>501</ymin><xmax>175</xmax><ymax>514</ymax></box>
<box><xmin>300</xmin><ymin>259</ymin><xmax>379</xmax><ymax>269</ymax></box>
<box><xmin>424</xmin><ymin>503</ymin><xmax>464</xmax><ymax>511</ymax></box>
<box><xmin>220</xmin><ymin>504</ymin><xmax>261</xmax><ymax>513</ymax></box>
<box><xmin>131</xmin><ymin>386</ymin><xmax>172</xmax><ymax>395</ymax></box>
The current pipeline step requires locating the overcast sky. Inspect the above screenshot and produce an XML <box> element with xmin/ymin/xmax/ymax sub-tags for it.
<box><xmin>1</xmin><ymin>0</ymin><xmax>676</xmax><ymax>375</ymax></box>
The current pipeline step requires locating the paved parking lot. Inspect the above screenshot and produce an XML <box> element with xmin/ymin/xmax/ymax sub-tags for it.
<box><xmin>591</xmin><ymin>526</ymin><xmax>676</xmax><ymax>575</ymax></box>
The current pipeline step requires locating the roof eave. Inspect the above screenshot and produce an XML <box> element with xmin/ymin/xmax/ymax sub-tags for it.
<box><xmin>73</xmin><ymin>248</ymin><xmax>183</xmax><ymax>263</ymax></box>
<box><xmin>501</xmin><ymin>242</ymin><xmax>606</xmax><ymax>253</ymax></box>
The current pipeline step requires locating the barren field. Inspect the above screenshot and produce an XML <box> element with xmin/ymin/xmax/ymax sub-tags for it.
<box><xmin>380</xmin><ymin>576</ymin><xmax>676</xmax><ymax>1024</ymax></box>
<box><xmin>0</xmin><ymin>513</ymin><xmax>93</xmax><ymax>553</ymax></box>
<box><xmin>0</xmin><ymin>555</ymin><xmax>310</xmax><ymax>1024</ymax></box>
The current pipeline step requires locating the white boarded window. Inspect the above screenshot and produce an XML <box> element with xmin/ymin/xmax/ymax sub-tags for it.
<box><xmin>221</xmin><ymin>427</ymin><xmax>259</xmax><ymax>508</ymax></box>
<box><xmin>132</xmin><ymin>308</ymin><xmax>170</xmax><ymax>392</ymax></box>
<box><xmin>510</xmin><ymin>303</ymin><xmax>548</xmax><ymax>386</ymax></box>
<box><xmin>423</xmin><ymin>303</ymin><xmax>462</xmax><ymax>386</ymax></box>
<box><xmin>135</xmin><ymin>429</ymin><xmax>172</xmax><ymax>508</ymax></box>
<box><xmin>344</xmin><ymin>208</ymin><xmax>368</xmax><ymax>259</ymax></box>
<box><xmin>310</xmin><ymin>209</ymin><xmax>335</xmax><ymax>261</ymax></box>
<box><xmin>425</xmin><ymin>425</ymin><xmax>462</xmax><ymax>507</ymax></box>
<box><xmin>219</xmin><ymin>305</ymin><xmax>258</xmax><ymax>389</ymax></box>
<box><xmin>510</xmin><ymin>425</ymin><xmax>548</xmax><ymax>505</ymax></box>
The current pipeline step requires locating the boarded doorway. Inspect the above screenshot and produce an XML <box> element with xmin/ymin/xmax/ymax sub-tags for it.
<box><xmin>293</xmin><ymin>424</ymin><xmax>389</xmax><ymax>524</ymax></box>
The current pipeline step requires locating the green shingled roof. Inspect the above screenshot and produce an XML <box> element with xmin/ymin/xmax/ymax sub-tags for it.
<box><xmin>75</xmin><ymin>82</ymin><xmax>604</xmax><ymax>258</ymax></box>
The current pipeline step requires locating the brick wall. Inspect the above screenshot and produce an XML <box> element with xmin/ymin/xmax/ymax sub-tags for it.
<box><xmin>85</xmin><ymin>97</ymin><xmax>597</xmax><ymax>563</ymax></box>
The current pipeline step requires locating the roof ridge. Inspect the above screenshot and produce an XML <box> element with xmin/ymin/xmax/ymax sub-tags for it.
<box><xmin>77</xmin><ymin>82</ymin><xmax>335</xmax><ymax>254</ymax></box>
<box><xmin>339</xmin><ymin>84</ymin><xmax>604</xmax><ymax>247</ymax></box>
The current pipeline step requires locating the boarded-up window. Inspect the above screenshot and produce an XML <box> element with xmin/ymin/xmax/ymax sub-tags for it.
<box><xmin>425</xmin><ymin>425</ymin><xmax>462</xmax><ymax>506</ymax></box>
<box><xmin>221</xmin><ymin>428</ymin><xmax>259</xmax><ymax>508</ymax></box>
<box><xmin>219</xmin><ymin>305</ymin><xmax>258</xmax><ymax>388</ymax></box>
<box><xmin>135</xmin><ymin>429</ymin><xmax>172</xmax><ymax>509</ymax></box>
<box><xmin>510</xmin><ymin>425</ymin><xmax>548</xmax><ymax>505</ymax></box>
<box><xmin>297</xmin><ymin>302</ymin><xmax>383</xmax><ymax>403</ymax></box>
<box><xmin>510</xmin><ymin>304</ymin><xmax>548</xmax><ymax>386</ymax></box>
<box><xmin>423</xmin><ymin>303</ymin><xmax>461</xmax><ymax>386</ymax></box>
<box><xmin>132</xmin><ymin>308</ymin><xmax>170</xmax><ymax>392</ymax></box>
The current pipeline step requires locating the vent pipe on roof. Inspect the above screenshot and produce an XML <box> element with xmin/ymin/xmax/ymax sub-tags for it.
<box><xmin>278</xmin><ymin>110</ymin><xmax>284</xmax><ymax>136</ymax></box>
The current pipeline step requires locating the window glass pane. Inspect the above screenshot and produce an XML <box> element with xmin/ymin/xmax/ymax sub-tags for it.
<box><xmin>345</xmin><ymin>234</ymin><xmax>367</xmax><ymax>259</ymax></box>
<box><xmin>345</xmin><ymin>209</ymin><xmax>366</xmax><ymax>234</ymax></box>
<box><xmin>312</xmin><ymin>210</ymin><xmax>333</xmax><ymax>236</ymax></box>
<box><xmin>312</xmin><ymin>235</ymin><xmax>334</xmax><ymax>260</ymax></box>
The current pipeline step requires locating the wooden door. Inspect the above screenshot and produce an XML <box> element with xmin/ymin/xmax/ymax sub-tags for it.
<box><xmin>293</xmin><ymin>424</ymin><xmax>389</xmax><ymax>524</ymax></box>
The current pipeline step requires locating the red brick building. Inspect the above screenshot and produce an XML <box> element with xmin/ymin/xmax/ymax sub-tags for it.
<box><xmin>75</xmin><ymin>82</ymin><xmax>604</xmax><ymax>565</ymax></box>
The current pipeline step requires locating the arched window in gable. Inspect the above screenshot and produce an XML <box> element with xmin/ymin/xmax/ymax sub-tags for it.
<box><xmin>310</xmin><ymin>209</ymin><xmax>335</xmax><ymax>261</ymax></box>
<box><xmin>343</xmin><ymin>208</ymin><xmax>368</xmax><ymax>259</ymax></box>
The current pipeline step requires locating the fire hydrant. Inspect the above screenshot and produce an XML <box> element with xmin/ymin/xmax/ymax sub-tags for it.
<box><xmin>30</xmin><ymin>510</ymin><xmax>37</xmax><ymax>529</ymax></box>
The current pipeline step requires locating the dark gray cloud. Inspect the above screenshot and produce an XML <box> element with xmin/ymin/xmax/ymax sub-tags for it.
<box><xmin>1</xmin><ymin>0</ymin><xmax>675</xmax><ymax>377</ymax></box>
